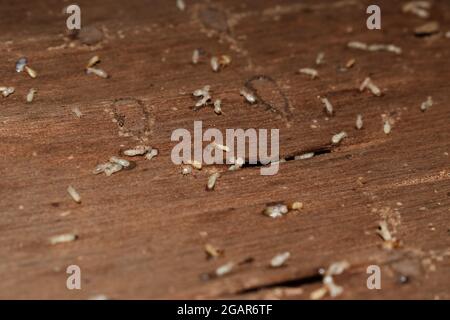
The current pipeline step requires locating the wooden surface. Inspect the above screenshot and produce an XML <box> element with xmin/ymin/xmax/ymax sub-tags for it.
<box><xmin>0</xmin><ymin>0</ymin><xmax>449</xmax><ymax>299</ymax></box>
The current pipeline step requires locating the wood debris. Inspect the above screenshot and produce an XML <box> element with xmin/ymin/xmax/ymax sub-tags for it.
<box><xmin>67</xmin><ymin>185</ymin><xmax>81</xmax><ymax>203</ymax></box>
<box><xmin>187</xmin><ymin>160</ymin><xmax>202</xmax><ymax>170</ymax></box>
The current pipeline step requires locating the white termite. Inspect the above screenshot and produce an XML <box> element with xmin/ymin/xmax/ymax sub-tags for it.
<box><xmin>67</xmin><ymin>185</ymin><xmax>81</xmax><ymax>203</ymax></box>
<box><xmin>299</xmin><ymin>68</ymin><xmax>318</xmax><ymax>79</ymax></box>
<box><xmin>109</xmin><ymin>156</ymin><xmax>130</xmax><ymax>167</ymax></box>
<box><xmin>71</xmin><ymin>107</ymin><xmax>82</xmax><ymax>118</ymax></box>
<box><xmin>16</xmin><ymin>57</ymin><xmax>28</xmax><ymax>72</ymax></box>
<box><xmin>295</xmin><ymin>152</ymin><xmax>314</xmax><ymax>160</ymax></box>
<box><xmin>383</xmin><ymin>121</ymin><xmax>391</xmax><ymax>135</ymax></box>
<box><xmin>270</xmin><ymin>252</ymin><xmax>291</xmax><ymax>268</ymax></box>
<box><xmin>49</xmin><ymin>233</ymin><xmax>78</xmax><ymax>245</ymax></box>
<box><xmin>192</xmin><ymin>49</ymin><xmax>200</xmax><ymax>64</ymax></box>
<box><xmin>228</xmin><ymin>157</ymin><xmax>244</xmax><ymax>171</ymax></box>
<box><xmin>240</xmin><ymin>89</ymin><xmax>256</xmax><ymax>104</ymax></box>
<box><xmin>420</xmin><ymin>96</ymin><xmax>433</xmax><ymax>112</ymax></box>
<box><xmin>213</xmin><ymin>99</ymin><xmax>222</xmax><ymax>115</ymax></box>
<box><xmin>402</xmin><ymin>1</ymin><xmax>431</xmax><ymax>19</ymax></box>
<box><xmin>104</xmin><ymin>163</ymin><xmax>123</xmax><ymax>176</ymax></box>
<box><xmin>25</xmin><ymin>65</ymin><xmax>37</xmax><ymax>78</ymax></box>
<box><xmin>263</xmin><ymin>203</ymin><xmax>288</xmax><ymax>218</ymax></box>
<box><xmin>26</xmin><ymin>88</ymin><xmax>36</xmax><ymax>103</ymax></box>
<box><xmin>124</xmin><ymin>146</ymin><xmax>151</xmax><ymax>156</ymax></box>
<box><xmin>145</xmin><ymin>148</ymin><xmax>159</xmax><ymax>160</ymax></box>
<box><xmin>1</xmin><ymin>87</ymin><xmax>15</xmax><ymax>97</ymax></box>
<box><xmin>320</xmin><ymin>97</ymin><xmax>334</xmax><ymax>116</ymax></box>
<box><xmin>215</xmin><ymin>262</ymin><xmax>234</xmax><ymax>277</ymax></box>
<box><xmin>206</xmin><ymin>172</ymin><xmax>220</xmax><ymax>191</ymax></box>
<box><xmin>86</xmin><ymin>55</ymin><xmax>101</xmax><ymax>68</ymax></box>
<box><xmin>356</xmin><ymin>114</ymin><xmax>363</xmax><ymax>130</ymax></box>
<box><xmin>188</xmin><ymin>160</ymin><xmax>202</xmax><ymax>170</ymax></box>
<box><xmin>316</xmin><ymin>52</ymin><xmax>325</xmax><ymax>65</ymax></box>
<box><xmin>360</xmin><ymin>77</ymin><xmax>381</xmax><ymax>96</ymax></box>
<box><xmin>176</xmin><ymin>0</ymin><xmax>186</xmax><ymax>11</ymax></box>
<box><xmin>86</xmin><ymin>67</ymin><xmax>109</xmax><ymax>78</ymax></box>
<box><xmin>210</xmin><ymin>56</ymin><xmax>219</xmax><ymax>72</ymax></box>
<box><xmin>331</xmin><ymin>131</ymin><xmax>347</xmax><ymax>145</ymax></box>
<box><xmin>210</xmin><ymin>141</ymin><xmax>230</xmax><ymax>152</ymax></box>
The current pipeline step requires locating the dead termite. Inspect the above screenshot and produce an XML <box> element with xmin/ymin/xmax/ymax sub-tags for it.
<box><xmin>299</xmin><ymin>68</ymin><xmax>318</xmax><ymax>79</ymax></box>
<box><xmin>295</xmin><ymin>152</ymin><xmax>314</xmax><ymax>160</ymax></box>
<box><xmin>86</xmin><ymin>55</ymin><xmax>101</xmax><ymax>68</ymax></box>
<box><xmin>181</xmin><ymin>166</ymin><xmax>192</xmax><ymax>175</ymax></box>
<box><xmin>71</xmin><ymin>107</ymin><xmax>83</xmax><ymax>118</ymax></box>
<box><xmin>345</xmin><ymin>58</ymin><xmax>356</xmax><ymax>69</ymax></box>
<box><xmin>348</xmin><ymin>41</ymin><xmax>402</xmax><ymax>54</ymax></box>
<box><xmin>93</xmin><ymin>163</ymin><xmax>110</xmax><ymax>175</ymax></box>
<box><xmin>356</xmin><ymin>114</ymin><xmax>363</xmax><ymax>130</ymax></box>
<box><xmin>228</xmin><ymin>157</ymin><xmax>244</xmax><ymax>171</ymax></box>
<box><xmin>176</xmin><ymin>0</ymin><xmax>186</xmax><ymax>11</ymax></box>
<box><xmin>206</xmin><ymin>172</ymin><xmax>220</xmax><ymax>191</ymax></box>
<box><xmin>320</xmin><ymin>97</ymin><xmax>334</xmax><ymax>116</ymax></box>
<box><xmin>26</xmin><ymin>88</ymin><xmax>37</xmax><ymax>103</ymax></box>
<box><xmin>215</xmin><ymin>262</ymin><xmax>234</xmax><ymax>277</ymax></box>
<box><xmin>123</xmin><ymin>145</ymin><xmax>151</xmax><ymax>156</ymax></box>
<box><xmin>420</xmin><ymin>96</ymin><xmax>433</xmax><ymax>112</ymax></box>
<box><xmin>15</xmin><ymin>57</ymin><xmax>27</xmax><ymax>72</ymax></box>
<box><xmin>1</xmin><ymin>87</ymin><xmax>15</xmax><ymax>97</ymax></box>
<box><xmin>213</xmin><ymin>99</ymin><xmax>222</xmax><ymax>115</ymax></box>
<box><xmin>210</xmin><ymin>141</ymin><xmax>230</xmax><ymax>152</ymax></box>
<box><xmin>67</xmin><ymin>185</ymin><xmax>81</xmax><ymax>203</ymax></box>
<box><xmin>377</xmin><ymin>221</ymin><xmax>400</xmax><ymax>250</ymax></box>
<box><xmin>193</xmin><ymin>85</ymin><xmax>211</xmax><ymax>108</ymax></box>
<box><xmin>383</xmin><ymin>121</ymin><xmax>391</xmax><ymax>135</ymax></box>
<box><xmin>205</xmin><ymin>243</ymin><xmax>223</xmax><ymax>259</ymax></box>
<box><xmin>187</xmin><ymin>160</ymin><xmax>202</xmax><ymax>170</ymax></box>
<box><xmin>104</xmin><ymin>163</ymin><xmax>123</xmax><ymax>176</ymax></box>
<box><xmin>145</xmin><ymin>148</ymin><xmax>159</xmax><ymax>160</ymax></box>
<box><xmin>263</xmin><ymin>203</ymin><xmax>289</xmax><ymax>218</ymax></box>
<box><xmin>270</xmin><ymin>252</ymin><xmax>290</xmax><ymax>268</ymax></box>
<box><xmin>240</xmin><ymin>89</ymin><xmax>257</xmax><ymax>104</ymax></box>
<box><xmin>331</xmin><ymin>131</ymin><xmax>347</xmax><ymax>145</ymax></box>
<box><xmin>316</xmin><ymin>52</ymin><xmax>325</xmax><ymax>65</ymax></box>
<box><xmin>25</xmin><ymin>65</ymin><xmax>37</xmax><ymax>78</ymax></box>
<box><xmin>49</xmin><ymin>233</ymin><xmax>78</xmax><ymax>245</ymax></box>
<box><xmin>310</xmin><ymin>260</ymin><xmax>350</xmax><ymax>299</ymax></box>
<box><xmin>359</xmin><ymin>77</ymin><xmax>381</xmax><ymax>97</ymax></box>
<box><xmin>402</xmin><ymin>1</ymin><xmax>431</xmax><ymax>19</ymax></box>
<box><xmin>210</xmin><ymin>56</ymin><xmax>219</xmax><ymax>72</ymax></box>
<box><xmin>192</xmin><ymin>49</ymin><xmax>200</xmax><ymax>64</ymax></box>
<box><xmin>86</xmin><ymin>67</ymin><xmax>109</xmax><ymax>79</ymax></box>
<box><xmin>110</xmin><ymin>156</ymin><xmax>130</xmax><ymax>167</ymax></box>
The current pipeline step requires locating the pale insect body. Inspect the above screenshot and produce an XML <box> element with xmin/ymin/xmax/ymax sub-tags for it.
<box><xmin>71</xmin><ymin>107</ymin><xmax>83</xmax><ymax>118</ymax></box>
<box><xmin>383</xmin><ymin>120</ymin><xmax>391</xmax><ymax>134</ymax></box>
<box><xmin>360</xmin><ymin>77</ymin><xmax>381</xmax><ymax>96</ymax></box>
<box><xmin>67</xmin><ymin>185</ymin><xmax>81</xmax><ymax>203</ymax></box>
<box><xmin>25</xmin><ymin>65</ymin><xmax>37</xmax><ymax>78</ymax></box>
<box><xmin>192</xmin><ymin>49</ymin><xmax>200</xmax><ymax>64</ymax></box>
<box><xmin>213</xmin><ymin>99</ymin><xmax>222</xmax><ymax>115</ymax></box>
<box><xmin>270</xmin><ymin>252</ymin><xmax>290</xmax><ymax>268</ymax></box>
<box><xmin>176</xmin><ymin>0</ymin><xmax>186</xmax><ymax>11</ymax></box>
<box><xmin>16</xmin><ymin>57</ymin><xmax>28</xmax><ymax>72</ymax></box>
<box><xmin>420</xmin><ymin>96</ymin><xmax>433</xmax><ymax>112</ymax></box>
<box><xmin>316</xmin><ymin>52</ymin><xmax>325</xmax><ymax>65</ymax></box>
<box><xmin>26</xmin><ymin>88</ymin><xmax>37</xmax><ymax>103</ymax></box>
<box><xmin>228</xmin><ymin>157</ymin><xmax>244</xmax><ymax>171</ymax></box>
<box><xmin>181</xmin><ymin>166</ymin><xmax>192</xmax><ymax>175</ymax></box>
<box><xmin>320</xmin><ymin>97</ymin><xmax>334</xmax><ymax>116</ymax></box>
<box><xmin>124</xmin><ymin>146</ymin><xmax>151</xmax><ymax>156</ymax></box>
<box><xmin>49</xmin><ymin>233</ymin><xmax>78</xmax><ymax>245</ymax></box>
<box><xmin>1</xmin><ymin>87</ymin><xmax>15</xmax><ymax>97</ymax></box>
<box><xmin>206</xmin><ymin>172</ymin><xmax>220</xmax><ymax>191</ymax></box>
<box><xmin>188</xmin><ymin>160</ymin><xmax>202</xmax><ymax>170</ymax></box>
<box><xmin>295</xmin><ymin>152</ymin><xmax>314</xmax><ymax>160</ymax></box>
<box><xmin>240</xmin><ymin>89</ymin><xmax>256</xmax><ymax>104</ymax></box>
<box><xmin>86</xmin><ymin>55</ymin><xmax>101</xmax><ymax>68</ymax></box>
<box><xmin>299</xmin><ymin>68</ymin><xmax>318</xmax><ymax>79</ymax></box>
<box><xmin>332</xmin><ymin>131</ymin><xmax>347</xmax><ymax>145</ymax></box>
<box><xmin>145</xmin><ymin>148</ymin><xmax>159</xmax><ymax>160</ymax></box>
<box><xmin>104</xmin><ymin>163</ymin><xmax>123</xmax><ymax>176</ymax></box>
<box><xmin>356</xmin><ymin>114</ymin><xmax>363</xmax><ymax>130</ymax></box>
<box><xmin>210</xmin><ymin>56</ymin><xmax>219</xmax><ymax>72</ymax></box>
<box><xmin>193</xmin><ymin>85</ymin><xmax>211</xmax><ymax>108</ymax></box>
<box><xmin>211</xmin><ymin>141</ymin><xmax>230</xmax><ymax>152</ymax></box>
<box><xmin>402</xmin><ymin>1</ymin><xmax>431</xmax><ymax>19</ymax></box>
<box><xmin>263</xmin><ymin>203</ymin><xmax>288</xmax><ymax>218</ymax></box>
<box><xmin>86</xmin><ymin>67</ymin><xmax>109</xmax><ymax>79</ymax></box>
<box><xmin>109</xmin><ymin>156</ymin><xmax>130</xmax><ymax>167</ymax></box>
<box><xmin>215</xmin><ymin>262</ymin><xmax>234</xmax><ymax>277</ymax></box>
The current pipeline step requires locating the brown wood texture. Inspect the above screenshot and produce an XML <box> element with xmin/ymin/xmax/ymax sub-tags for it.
<box><xmin>0</xmin><ymin>0</ymin><xmax>449</xmax><ymax>299</ymax></box>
